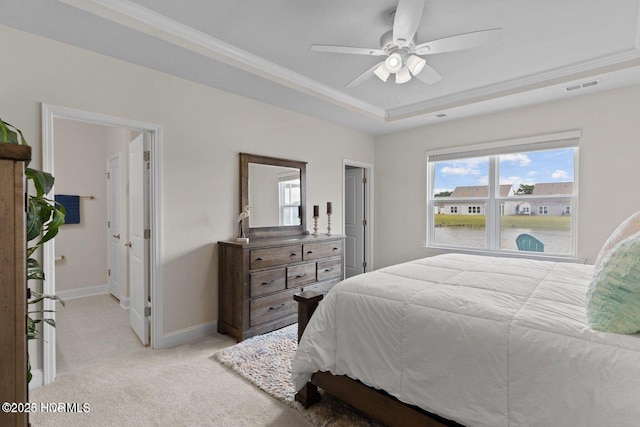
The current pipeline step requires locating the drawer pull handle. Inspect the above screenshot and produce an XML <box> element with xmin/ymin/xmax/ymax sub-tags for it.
<box><xmin>290</xmin><ymin>253</ymin><xmax>297</xmax><ymax>257</ymax></box>
<box><xmin>307</xmin><ymin>250</ymin><xmax>313</xmax><ymax>254</ymax></box>
<box><xmin>256</xmin><ymin>257</ymin><xmax>264</xmax><ymax>261</ymax></box>
<box><xmin>269</xmin><ymin>303</ymin><xmax>286</xmax><ymax>311</ymax></box>
<box><xmin>261</xmin><ymin>280</ymin><xmax>275</xmax><ymax>286</ymax></box>
<box><xmin>296</xmin><ymin>273</ymin><xmax>307</xmax><ymax>278</ymax></box>
<box><xmin>333</xmin><ymin>247</ymin><xmax>339</xmax><ymax>251</ymax></box>
<box><xmin>324</xmin><ymin>268</ymin><xmax>333</xmax><ymax>272</ymax></box>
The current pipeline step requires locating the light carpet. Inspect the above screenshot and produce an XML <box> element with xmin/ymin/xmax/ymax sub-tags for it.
<box><xmin>214</xmin><ymin>324</ymin><xmax>381</xmax><ymax>427</ymax></box>
<box><xmin>29</xmin><ymin>333</ymin><xmax>313</xmax><ymax>426</ymax></box>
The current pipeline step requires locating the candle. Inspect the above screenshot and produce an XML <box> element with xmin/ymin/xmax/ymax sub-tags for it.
<box><xmin>313</xmin><ymin>205</ymin><xmax>319</xmax><ymax>217</ymax></box>
<box><xmin>327</xmin><ymin>202</ymin><xmax>332</xmax><ymax>214</ymax></box>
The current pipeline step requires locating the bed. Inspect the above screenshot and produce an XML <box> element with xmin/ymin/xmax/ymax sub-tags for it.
<box><xmin>291</xmin><ymin>252</ymin><xmax>640</xmax><ymax>427</ymax></box>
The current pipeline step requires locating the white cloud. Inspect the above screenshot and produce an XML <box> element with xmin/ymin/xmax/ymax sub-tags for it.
<box><xmin>500</xmin><ymin>153</ymin><xmax>531</xmax><ymax>166</ymax></box>
<box><xmin>478</xmin><ymin>175</ymin><xmax>489</xmax><ymax>185</ymax></box>
<box><xmin>551</xmin><ymin>169</ymin><xmax>569</xmax><ymax>179</ymax></box>
<box><xmin>441</xmin><ymin>166</ymin><xmax>477</xmax><ymax>175</ymax></box>
<box><xmin>439</xmin><ymin>159</ymin><xmax>484</xmax><ymax>176</ymax></box>
<box><xmin>500</xmin><ymin>176</ymin><xmax>522</xmax><ymax>185</ymax></box>
<box><xmin>527</xmin><ymin>171</ymin><xmax>538</xmax><ymax>176</ymax></box>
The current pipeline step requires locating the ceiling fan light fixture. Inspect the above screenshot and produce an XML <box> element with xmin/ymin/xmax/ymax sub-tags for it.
<box><xmin>385</xmin><ymin>52</ymin><xmax>403</xmax><ymax>73</ymax></box>
<box><xmin>406</xmin><ymin>55</ymin><xmax>426</xmax><ymax>76</ymax></box>
<box><xmin>374</xmin><ymin>63</ymin><xmax>391</xmax><ymax>82</ymax></box>
<box><xmin>395</xmin><ymin>66</ymin><xmax>412</xmax><ymax>84</ymax></box>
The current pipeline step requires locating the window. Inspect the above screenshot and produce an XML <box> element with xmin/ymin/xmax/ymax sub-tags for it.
<box><xmin>279</xmin><ymin>178</ymin><xmax>301</xmax><ymax>226</ymax></box>
<box><xmin>427</xmin><ymin>132</ymin><xmax>579</xmax><ymax>256</ymax></box>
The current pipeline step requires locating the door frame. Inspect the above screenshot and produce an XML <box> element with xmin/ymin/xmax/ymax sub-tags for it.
<box><xmin>342</xmin><ymin>159</ymin><xmax>374</xmax><ymax>273</ymax></box>
<box><xmin>41</xmin><ymin>103</ymin><xmax>163</xmax><ymax>385</ymax></box>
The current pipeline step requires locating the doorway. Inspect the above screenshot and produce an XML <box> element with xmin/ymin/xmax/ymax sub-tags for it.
<box><xmin>41</xmin><ymin>104</ymin><xmax>163</xmax><ymax>386</ymax></box>
<box><xmin>343</xmin><ymin>160</ymin><xmax>373</xmax><ymax>278</ymax></box>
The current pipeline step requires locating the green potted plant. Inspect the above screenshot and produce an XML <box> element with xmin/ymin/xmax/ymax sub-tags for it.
<box><xmin>0</xmin><ymin>118</ymin><xmax>66</xmax><ymax>382</ymax></box>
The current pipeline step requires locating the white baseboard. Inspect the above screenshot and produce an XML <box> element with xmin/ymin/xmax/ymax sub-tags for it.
<box><xmin>155</xmin><ymin>321</ymin><xmax>217</xmax><ymax>349</ymax></box>
<box><xmin>119</xmin><ymin>297</ymin><xmax>130</xmax><ymax>309</ymax></box>
<box><xmin>55</xmin><ymin>284</ymin><xmax>108</xmax><ymax>301</ymax></box>
<box><xmin>29</xmin><ymin>369</ymin><xmax>43</xmax><ymax>391</ymax></box>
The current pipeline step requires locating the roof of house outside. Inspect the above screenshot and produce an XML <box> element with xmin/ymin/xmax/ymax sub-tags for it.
<box><xmin>448</xmin><ymin>185</ymin><xmax>513</xmax><ymax>198</ymax></box>
<box><xmin>532</xmin><ymin>182</ymin><xmax>574</xmax><ymax>195</ymax></box>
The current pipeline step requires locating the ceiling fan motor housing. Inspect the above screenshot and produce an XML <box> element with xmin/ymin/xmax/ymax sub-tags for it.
<box><xmin>379</xmin><ymin>29</ymin><xmax>416</xmax><ymax>54</ymax></box>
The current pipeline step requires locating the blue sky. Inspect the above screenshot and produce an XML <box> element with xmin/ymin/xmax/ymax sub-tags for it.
<box><xmin>433</xmin><ymin>148</ymin><xmax>574</xmax><ymax>194</ymax></box>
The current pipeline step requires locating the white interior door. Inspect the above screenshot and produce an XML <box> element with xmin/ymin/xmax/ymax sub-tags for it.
<box><xmin>107</xmin><ymin>154</ymin><xmax>122</xmax><ymax>299</ymax></box>
<box><xmin>345</xmin><ymin>167</ymin><xmax>365</xmax><ymax>278</ymax></box>
<box><xmin>128</xmin><ymin>134</ymin><xmax>149</xmax><ymax>345</ymax></box>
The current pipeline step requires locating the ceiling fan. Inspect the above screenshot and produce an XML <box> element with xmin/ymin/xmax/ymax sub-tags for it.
<box><xmin>310</xmin><ymin>0</ymin><xmax>502</xmax><ymax>87</ymax></box>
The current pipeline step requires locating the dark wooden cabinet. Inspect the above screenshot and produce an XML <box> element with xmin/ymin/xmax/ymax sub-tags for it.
<box><xmin>0</xmin><ymin>144</ymin><xmax>31</xmax><ymax>427</ymax></box>
<box><xmin>218</xmin><ymin>234</ymin><xmax>344</xmax><ymax>341</ymax></box>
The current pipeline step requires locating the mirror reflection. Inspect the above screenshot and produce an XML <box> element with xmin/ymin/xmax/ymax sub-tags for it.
<box><xmin>248</xmin><ymin>163</ymin><xmax>301</xmax><ymax>228</ymax></box>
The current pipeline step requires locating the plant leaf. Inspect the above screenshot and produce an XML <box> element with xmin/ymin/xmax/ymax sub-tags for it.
<box><xmin>26</xmin><ymin>168</ymin><xmax>47</xmax><ymax>197</ymax></box>
<box><xmin>27</xmin><ymin>269</ymin><xmax>45</xmax><ymax>281</ymax></box>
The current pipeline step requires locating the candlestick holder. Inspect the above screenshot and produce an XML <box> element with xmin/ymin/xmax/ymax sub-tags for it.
<box><xmin>326</xmin><ymin>213</ymin><xmax>332</xmax><ymax>236</ymax></box>
<box><xmin>313</xmin><ymin>216</ymin><xmax>319</xmax><ymax>236</ymax></box>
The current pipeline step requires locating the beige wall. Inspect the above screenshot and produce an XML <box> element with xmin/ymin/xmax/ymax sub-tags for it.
<box><xmin>374</xmin><ymin>85</ymin><xmax>640</xmax><ymax>268</ymax></box>
<box><xmin>53</xmin><ymin>119</ymin><xmax>132</xmax><ymax>299</ymax></box>
<box><xmin>0</xmin><ymin>25</ymin><xmax>375</xmax><ymax>348</ymax></box>
<box><xmin>53</xmin><ymin>119</ymin><xmax>109</xmax><ymax>292</ymax></box>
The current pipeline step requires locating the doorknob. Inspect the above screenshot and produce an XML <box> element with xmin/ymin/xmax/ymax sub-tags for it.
<box><xmin>125</xmin><ymin>241</ymin><xmax>132</xmax><ymax>248</ymax></box>
<box><xmin>113</xmin><ymin>234</ymin><xmax>121</xmax><ymax>239</ymax></box>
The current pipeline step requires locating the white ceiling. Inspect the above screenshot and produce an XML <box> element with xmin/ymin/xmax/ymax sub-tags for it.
<box><xmin>2</xmin><ymin>0</ymin><xmax>640</xmax><ymax>135</ymax></box>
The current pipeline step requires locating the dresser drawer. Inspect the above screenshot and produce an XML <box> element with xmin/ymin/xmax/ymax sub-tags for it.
<box><xmin>250</xmin><ymin>290</ymin><xmax>297</xmax><ymax>326</ymax></box>
<box><xmin>303</xmin><ymin>240</ymin><xmax>343</xmax><ymax>261</ymax></box>
<box><xmin>317</xmin><ymin>257</ymin><xmax>342</xmax><ymax>282</ymax></box>
<box><xmin>287</xmin><ymin>262</ymin><xmax>316</xmax><ymax>288</ymax></box>
<box><xmin>250</xmin><ymin>245</ymin><xmax>302</xmax><ymax>269</ymax></box>
<box><xmin>250</xmin><ymin>268</ymin><xmax>286</xmax><ymax>297</ymax></box>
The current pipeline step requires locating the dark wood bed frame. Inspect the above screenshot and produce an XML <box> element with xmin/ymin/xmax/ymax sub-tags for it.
<box><xmin>294</xmin><ymin>290</ymin><xmax>463</xmax><ymax>427</ymax></box>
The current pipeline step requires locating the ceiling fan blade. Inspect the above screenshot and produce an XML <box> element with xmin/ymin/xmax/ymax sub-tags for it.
<box><xmin>414</xmin><ymin>28</ymin><xmax>502</xmax><ymax>55</ymax></box>
<box><xmin>414</xmin><ymin>63</ymin><xmax>442</xmax><ymax>85</ymax></box>
<box><xmin>345</xmin><ymin>61</ymin><xmax>385</xmax><ymax>88</ymax></box>
<box><xmin>310</xmin><ymin>44</ymin><xmax>386</xmax><ymax>56</ymax></box>
<box><xmin>393</xmin><ymin>0</ymin><xmax>426</xmax><ymax>46</ymax></box>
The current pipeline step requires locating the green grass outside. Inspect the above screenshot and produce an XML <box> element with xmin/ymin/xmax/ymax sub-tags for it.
<box><xmin>435</xmin><ymin>214</ymin><xmax>571</xmax><ymax>231</ymax></box>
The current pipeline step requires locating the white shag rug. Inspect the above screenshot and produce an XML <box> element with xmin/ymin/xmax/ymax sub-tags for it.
<box><xmin>213</xmin><ymin>324</ymin><xmax>382</xmax><ymax>427</ymax></box>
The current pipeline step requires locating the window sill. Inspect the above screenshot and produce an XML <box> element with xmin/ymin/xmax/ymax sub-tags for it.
<box><xmin>421</xmin><ymin>245</ymin><xmax>587</xmax><ymax>264</ymax></box>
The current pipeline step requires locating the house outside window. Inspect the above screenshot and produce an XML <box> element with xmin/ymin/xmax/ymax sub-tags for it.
<box><xmin>426</xmin><ymin>131</ymin><xmax>579</xmax><ymax>256</ymax></box>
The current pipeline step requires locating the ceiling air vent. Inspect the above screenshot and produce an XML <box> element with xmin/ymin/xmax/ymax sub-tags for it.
<box><xmin>563</xmin><ymin>79</ymin><xmax>601</xmax><ymax>93</ymax></box>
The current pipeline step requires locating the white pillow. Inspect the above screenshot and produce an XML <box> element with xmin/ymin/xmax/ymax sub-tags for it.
<box><xmin>594</xmin><ymin>211</ymin><xmax>640</xmax><ymax>269</ymax></box>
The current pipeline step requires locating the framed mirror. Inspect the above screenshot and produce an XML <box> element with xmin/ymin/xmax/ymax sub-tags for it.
<box><xmin>240</xmin><ymin>153</ymin><xmax>307</xmax><ymax>238</ymax></box>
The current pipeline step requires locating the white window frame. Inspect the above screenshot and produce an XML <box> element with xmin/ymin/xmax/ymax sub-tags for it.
<box><xmin>278</xmin><ymin>177</ymin><xmax>301</xmax><ymax>226</ymax></box>
<box><xmin>425</xmin><ymin>131</ymin><xmax>580</xmax><ymax>258</ymax></box>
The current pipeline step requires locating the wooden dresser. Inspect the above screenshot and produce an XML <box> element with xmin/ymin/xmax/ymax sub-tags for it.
<box><xmin>218</xmin><ymin>234</ymin><xmax>344</xmax><ymax>341</ymax></box>
<box><xmin>0</xmin><ymin>144</ymin><xmax>31</xmax><ymax>427</ymax></box>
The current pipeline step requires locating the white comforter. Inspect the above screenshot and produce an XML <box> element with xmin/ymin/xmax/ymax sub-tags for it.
<box><xmin>292</xmin><ymin>254</ymin><xmax>640</xmax><ymax>427</ymax></box>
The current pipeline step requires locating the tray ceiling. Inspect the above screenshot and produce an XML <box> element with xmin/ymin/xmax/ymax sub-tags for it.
<box><xmin>2</xmin><ymin>0</ymin><xmax>640</xmax><ymax>134</ymax></box>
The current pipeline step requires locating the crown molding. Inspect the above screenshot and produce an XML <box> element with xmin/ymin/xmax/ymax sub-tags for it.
<box><xmin>386</xmin><ymin>48</ymin><xmax>640</xmax><ymax>121</ymax></box>
<box><xmin>58</xmin><ymin>0</ymin><xmax>640</xmax><ymax>125</ymax></box>
<box><xmin>59</xmin><ymin>0</ymin><xmax>386</xmax><ymax>119</ymax></box>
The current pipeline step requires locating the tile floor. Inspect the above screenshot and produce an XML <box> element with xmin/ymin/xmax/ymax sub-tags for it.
<box><xmin>55</xmin><ymin>294</ymin><xmax>146</xmax><ymax>375</ymax></box>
